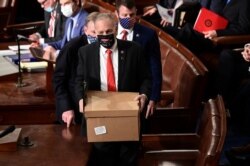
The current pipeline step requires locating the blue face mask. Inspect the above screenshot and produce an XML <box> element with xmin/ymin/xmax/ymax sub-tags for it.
<box><xmin>119</xmin><ymin>17</ymin><xmax>135</xmax><ymax>29</ymax></box>
<box><xmin>44</xmin><ymin>6</ymin><xmax>54</xmax><ymax>13</ymax></box>
<box><xmin>87</xmin><ymin>35</ymin><xmax>97</xmax><ymax>44</ymax></box>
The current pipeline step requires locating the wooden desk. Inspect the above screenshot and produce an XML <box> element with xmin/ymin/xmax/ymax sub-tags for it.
<box><xmin>0</xmin><ymin>125</ymin><xmax>92</xmax><ymax>166</ymax></box>
<box><xmin>0</xmin><ymin>72</ymin><xmax>55</xmax><ymax>124</ymax></box>
<box><xmin>0</xmin><ymin>41</ymin><xmax>55</xmax><ymax>124</ymax></box>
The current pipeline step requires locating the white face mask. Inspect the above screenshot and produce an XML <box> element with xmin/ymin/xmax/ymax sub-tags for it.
<box><xmin>61</xmin><ymin>3</ymin><xmax>73</xmax><ymax>17</ymax></box>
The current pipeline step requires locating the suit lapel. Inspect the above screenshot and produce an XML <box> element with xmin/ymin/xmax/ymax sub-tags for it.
<box><xmin>132</xmin><ymin>24</ymin><xmax>141</xmax><ymax>43</ymax></box>
<box><xmin>92</xmin><ymin>43</ymin><xmax>101</xmax><ymax>88</ymax></box>
<box><xmin>117</xmin><ymin>40</ymin><xmax>126</xmax><ymax>90</ymax></box>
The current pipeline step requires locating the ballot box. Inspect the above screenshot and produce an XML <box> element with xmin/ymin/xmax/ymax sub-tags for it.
<box><xmin>85</xmin><ymin>91</ymin><xmax>140</xmax><ymax>142</ymax></box>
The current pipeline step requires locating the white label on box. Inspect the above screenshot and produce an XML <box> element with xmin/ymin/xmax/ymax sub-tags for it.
<box><xmin>94</xmin><ymin>126</ymin><xmax>107</xmax><ymax>135</ymax></box>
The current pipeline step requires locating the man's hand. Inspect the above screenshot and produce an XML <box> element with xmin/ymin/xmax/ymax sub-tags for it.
<box><xmin>62</xmin><ymin>110</ymin><xmax>75</xmax><ymax>128</ymax></box>
<box><xmin>145</xmin><ymin>100</ymin><xmax>156</xmax><ymax>119</ymax></box>
<box><xmin>242</xmin><ymin>43</ymin><xmax>250</xmax><ymax>62</ymax></box>
<box><xmin>143</xmin><ymin>6</ymin><xmax>157</xmax><ymax>16</ymax></box>
<box><xmin>29</xmin><ymin>33</ymin><xmax>40</xmax><ymax>47</ymax></box>
<box><xmin>43</xmin><ymin>45</ymin><xmax>57</xmax><ymax>61</ymax></box>
<box><xmin>79</xmin><ymin>99</ymin><xmax>85</xmax><ymax>113</ymax></box>
<box><xmin>134</xmin><ymin>94</ymin><xmax>147</xmax><ymax>112</ymax></box>
<box><xmin>160</xmin><ymin>18</ymin><xmax>171</xmax><ymax>27</ymax></box>
<box><xmin>203</xmin><ymin>30</ymin><xmax>217</xmax><ymax>39</ymax></box>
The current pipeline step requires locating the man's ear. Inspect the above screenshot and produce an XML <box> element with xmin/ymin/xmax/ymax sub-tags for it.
<box><xmin>83</xmin><ymin>25</ymin><xmax>87</xmax><ymax>34</ymax></box>
<box><xmin>115</xmin><ymin>10</ymin><xmax>119</xmax><ymax>18</ymax></box>
<box><xmin>75</xmin><ymin>0</ymin><xmax>81</xmax><ymax>7</ymax></box>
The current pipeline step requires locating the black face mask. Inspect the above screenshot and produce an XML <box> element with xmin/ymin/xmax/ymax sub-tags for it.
<box><xmin>97</xmin><ymin>33</ymin><xmax>115</xmax><ymax>49</ymax></box>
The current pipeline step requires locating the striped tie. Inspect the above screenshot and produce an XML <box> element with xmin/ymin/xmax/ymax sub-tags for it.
<box><xmin>48</xmin><ymin>11</ymin><xmax>56</xmax><ymax>37</ymax></box>
<box><xmin>121</xmin><ymin>30</ymin><xmax>128</xmax><ymax>40</ymax></box>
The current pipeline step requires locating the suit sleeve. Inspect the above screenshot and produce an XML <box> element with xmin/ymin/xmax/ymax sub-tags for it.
<box><xmin>53</xmin><ymin>43</ymin><xmax>75</xmax><ymax>115</ymax></box>
<box><xmin>75</xmin><ymin>47</ymin><xmax>86</xmax><ymax>103</ymax></box>
<box><xmin>138</xmin><ymin>45</ymin><xmax>152</xmax><ymax>98</ymax></box>
<box><xmin>148</xmin><ymin>31</ymin><xmax>162</xmax><ymax>102</ymax></box>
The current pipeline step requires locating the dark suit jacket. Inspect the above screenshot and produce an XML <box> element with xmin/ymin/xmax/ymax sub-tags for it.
<box><xmin>75</xmin><ymin>39</ymin><xmax>152</xmax><ymax>103</ymax></box>
<box><xmin>133</xmin><ymin>23</ymin><xmax>162</xmax><ymax>102</ymax></box>
<box><xmin>216</xmin><ymin>0</ymin><xmax>250</xmax><ymax>36</ymax></box>
<box><xmin>167</xmin><ymin>0</ymin><xmax>250</xmax><ymax>54</ymax></box>
<box><xmin>53</xmin><ymin>35</ymin><xmax>88</xmax><ymax>123</ymax></box>
<box><xmin>159</xmin><ymin>0</ymin><xmax>176</xmax><ymax>8</ymax></box>
<box><xmin>38</xmin><ymin>3</ymin><xmax>67</xmax><ymax>43</ymax></box>
<box><xmin>48</xmin><ymin>8</ymin><xmax>88</xmax><ymax>50</ymax></box>
<box><xmin>200</xmin><ymin>0</ymin><xmax>225</xmax><ymax>13</ymax></box>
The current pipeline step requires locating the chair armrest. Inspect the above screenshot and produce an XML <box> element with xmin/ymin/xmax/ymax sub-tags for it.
<box><xmin>212</xmin><ymin>35</ymin><xmax>250</xmax><ymax>46</ymax></box>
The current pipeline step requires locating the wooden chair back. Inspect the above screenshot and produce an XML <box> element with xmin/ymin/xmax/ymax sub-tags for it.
<box><xmin>140</xmin><ymin>95</ymin><xmax>227</xmax><ymax>166</ymax></box>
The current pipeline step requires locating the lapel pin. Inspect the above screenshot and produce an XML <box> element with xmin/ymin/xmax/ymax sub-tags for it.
<box><xmin>136</xmin><ymin>33</ymin><xmax>140</xmax><ymax>37</ymax></box>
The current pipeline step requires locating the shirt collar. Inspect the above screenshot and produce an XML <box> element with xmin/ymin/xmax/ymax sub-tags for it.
<box><xmin>71</xmin><ymin>8</ymin><xmax>82</xmax><ymax>24</ymax></box>
<box><xmin>117</xmin><ymin>22</ymin><xmax>133</xmax><ymax>35</ymax></box>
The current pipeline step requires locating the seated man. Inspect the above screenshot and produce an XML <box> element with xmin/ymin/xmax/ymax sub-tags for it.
<box><xmin>41</xmin><ymin>0</ymin><xmax>88</xmax><ymax>61</ymax></box>
<box><xmin>218</xmin><ymin>44</ymin><xmax>250</xmax><ymax>165</ymax></box>
<box><xmin>29</xmin><ymin>0</ymin><xmax>67</xmax><ymax>44</ymax></box>
<box><xmin>146</xmin><ymin>0</ymin><xmax>250</xmax><ymax>56</ymax></box>
<box><xmin>53</xmin><ymin>12</ymin><xmax>98</xmax><ymax>128</ymax></box>
<box><xmin>217</xmin><ymin>44</ymin><xmax>250</xmax><ymax>129</ymax></box>
<box><xmin>142</xmin><ymin>0</ymin><xmax>224</xmax><ymax>28</ymax></box>
<box><xmin>75</xmin><ymin>13</ymin><xmax>151</xmax><ymax>166</ymax></box>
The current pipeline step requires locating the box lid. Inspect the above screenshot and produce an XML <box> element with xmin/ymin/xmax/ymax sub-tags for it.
<box><xmin>85</xmin><ymin>91</ymin><xmax>139</xmax><ymax>117</ymax></box>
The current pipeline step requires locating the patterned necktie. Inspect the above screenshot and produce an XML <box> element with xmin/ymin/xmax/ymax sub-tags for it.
<box><xmin>121</xmin><ymin>30</ymin><xmax>128</xmax><ymax>40</ymax></box>
<box><xmin>106</xmin><ymin>49</ymin><xmax>116</xmax><ymax>91</ymax></box>
<box><xmin>48</xmin><ymin>11</ymin><xmax>56</xmax><ymax>37</ymax></box>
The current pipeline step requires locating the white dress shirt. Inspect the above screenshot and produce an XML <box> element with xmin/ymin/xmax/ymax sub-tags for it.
<box><xmin>100</xmin><ymin>40</ymin><xmax>118</xmax><ymax>91</ymax></box>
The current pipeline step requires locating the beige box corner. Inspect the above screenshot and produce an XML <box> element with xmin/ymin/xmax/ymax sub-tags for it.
<box><xmin>85</xmin><ymin>91</ymin><xmax>140</xmax><ymax>142</ymax></box>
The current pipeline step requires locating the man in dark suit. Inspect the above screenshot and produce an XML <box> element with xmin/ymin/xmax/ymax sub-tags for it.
<box><xmin>217</xmin><ymin>45</ymin><xmax>250</xmax><ymax>165</ymax></box>
<box><xmin>53</xmin><ymin>12</ymin><xmax>98</xmax><ymax>128</ymax></box>
<box><xmin>29</xmin><ymin>0</ymin><xmax>67</xmax><ymax>44</ymax></box>
<box><xmin>142</xmin><ymin>0</ymin><xmax>224</xmax><ymax>29</ymax></box>
<box><xmin>115</xmin><ymin>0</ymin><xmax>162</xmax><ymax>118</ymax></box>
<box><xmin>217</xmin><ymin>44</ymin><xmax>250</xmax><ymax>122</ymax></box>
<box><xmin>165</xmin><ymin>0</ymin><xmax>250</xmax><ymax>55</ymax></box>
<box><xmin>42</xmin><ymin>0</ymin><xmax>88</xmax><ymax>61</ymax></box>
<box><xmin>75</xmin><ymin>13</ymin><xmax>151</xmax><ymax>166</ymax></box>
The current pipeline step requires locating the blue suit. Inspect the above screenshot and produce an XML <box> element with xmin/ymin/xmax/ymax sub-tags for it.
<box><xmin>133</xmin><ymin>23</ymin><xmax>162</xmax><ymax>102</ymax></box>
<box><xmin>48</xmin><ymin>8</ymin><xmax>88</xmax><ymax>50</ymax></box>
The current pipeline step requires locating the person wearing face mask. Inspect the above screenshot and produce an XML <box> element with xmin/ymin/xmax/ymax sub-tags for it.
<box><xmin>115</xmin><ymin>0</ymin><xmax>162</xmax><ymax>122</ymax></box>
<box><xmin>53</xmin><ymin>12</ymin><xmax>98</xmax><ymax>129</ymax></box>
<box><xmin>29</xmin><ymin>0</ymin><xmax>67</xmax><ymax>45</ymax></box>
<box><xmin>75</xmin><ymin>13</ymin><xmax>151</xmax><ymax>166</ymax></box>
<box><xmin>42</xmin><ymin>0</ymin><xmax>88</xmax><ymax>61</ymax></box>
